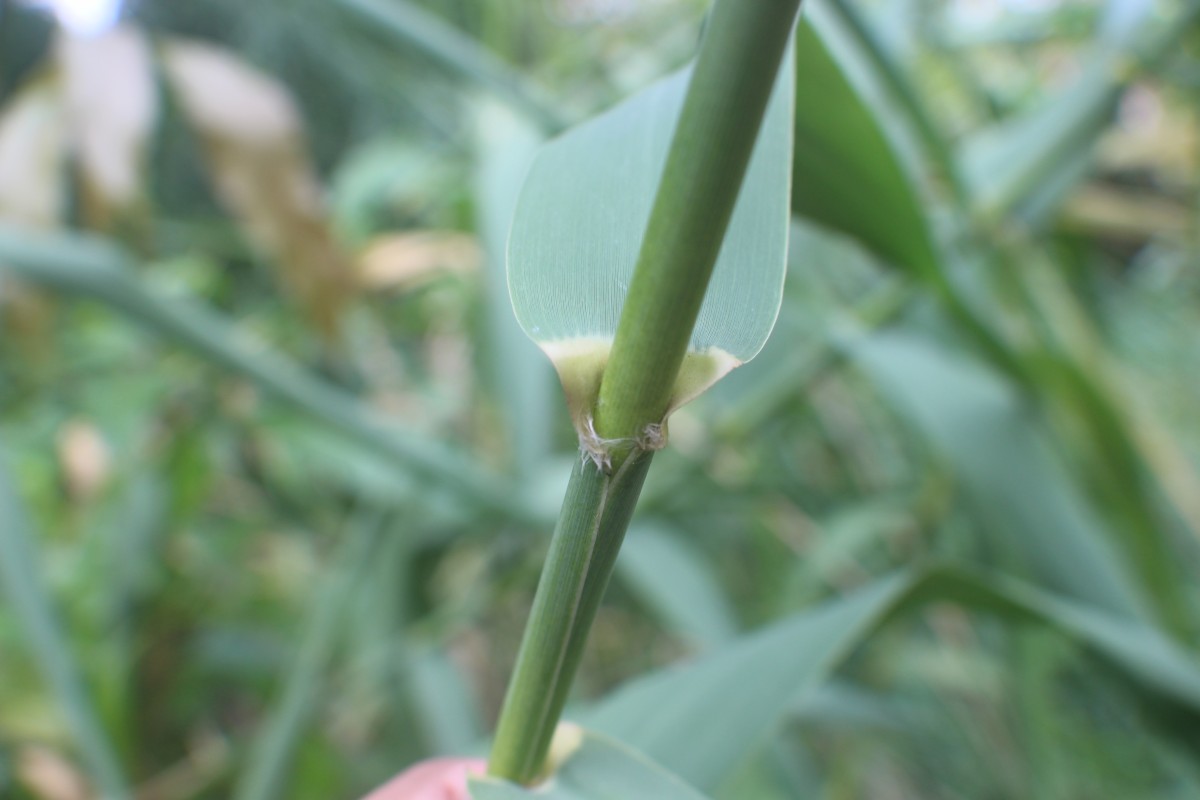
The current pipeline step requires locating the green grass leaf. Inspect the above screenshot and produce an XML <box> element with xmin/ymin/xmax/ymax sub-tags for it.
<box><xmin>507</xmin><ymin>54</ymin><xmax>793</xmax><ymax>377</ymax></box>
<box><xmin>472</xmin><ymin>726</ymin><xmax>708</xmax><ymax>799</ymax></box>
<box><xmin>582</xmin><ymin>566</ymin><xmax>1200</xmax><ymax>792</ymax></box>
<box><xmin>617</xmin><ymin>523</ymin><xmax>738</xmax><ymax>649</ymax></box>
<box><xmin>791</xmin><ymin>3</ymin><xmax>938</xmax><ymax>278</ymax></box>
<box><xmin>407</xmin><ymin>648</ymin><xmax>486</xmax><ymax>756</ymax></box>
<box><xmin>0</xmin><ymin>227</ymin><xmax>535</xmax><ymax>524</ymax></box>
<box><xmin>0</xmin><ymin>457</ymin><xmax>131</xmax><ymax>800</ymax></box>
<box><xmin>472</xmin><ymin>99</ymin><xmax>556</xmax><ymax>473</ymax></box>
<box><xmin>960</xmin><ymin>63</ymin><xmax>1116</xmax><ymax>222</ymax></box>
<box><xmin>849</xmin><ymin>332</ymin><xmax>1150</xmax><ymax>620</ymax></box>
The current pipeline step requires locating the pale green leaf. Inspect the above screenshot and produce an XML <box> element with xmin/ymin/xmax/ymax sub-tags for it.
<box><xmin>472</xmin><ymin>98</ymin><xmax>555</xmax><ymax>472</ymax></box>
<box><xmin>407</xmin><ymin>648</ymin><xmax>486</xmax><ymax>755</ymax></box>
<box><xmin>960</xmin><ymin>63</ymin><xmax>1116</xmax><ymax>221</ymax></box>
<box><xmin>582</xmin><ymin>572</ymin><xmax>907</xmax><ymax>790</ymax></box>
<box><xmin>582</xmin><ymin>567</ymin><xmax>1200</xmax><ymax>791</ymax></box>
<box><xmin>617</xmin><ymin>523</ymin><xmax>738</xmax><ymax>648</ymax></box>
<box><xmin>470</xmin><ymin>726</ymin><xmax>708</xmax><ymax>800</ymax></box>
<box><xmin>508</xmin><ymin>55</ymin><xmax>793</xmax><ymax>367</ymax></box>
<box><xmin>849</xmin><ymin>332</ymin><xmax>1151</xmax><ymax>620</ymax></box>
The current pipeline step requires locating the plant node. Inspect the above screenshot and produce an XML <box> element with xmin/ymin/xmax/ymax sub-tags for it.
<box><xmin>579</xmin><ymin>415</ymin><xmax>668</xmax><ymax>471</ymax></box>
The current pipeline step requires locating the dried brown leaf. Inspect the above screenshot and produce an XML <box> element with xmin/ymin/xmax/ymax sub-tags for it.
<box><xmin>1062</xmin><ymin>184</ymin><xmax>1192</xmax><ymax>240</ymax></box>
<box><xmin>0</xmin><ymin>77</ymin><xmax>66</xmax><ymax>228</ymax></box>
<box><xmin>357</xmin><ymin>230</ymin><xmax>482</xmax><ymax>290</ymax></box>
<box><xmin>16</xmin><ymin>746</ymin><xmax>89</xmax><ymax>800</ymax></box>
<box><xmin>1102</xmin><ymin>84</ymin><xmax>1199</xmax><ymax>185</ymax></box>
<box><xmin>57</xmin><ymin>419</ymin><xmax>111</xmax><ymax>502</ymax></box>
<box><xmin>159</xmin><ymin>40</ymin><xmax>296</xmax><ymax>144</ymax></box>
<box><xmin>0</xmin><ymin>275</ymin><xmax>56</xmax><ymax>359</ymax></box>
<box><xmin>58</xmin><ymin>27</ymin><xmax>157</xmax><ymax>225</ymax></box>
<box><xmin>160</xmin><ymin>40</ymin><xmax>353</xmax><ymax>335</ymax></box>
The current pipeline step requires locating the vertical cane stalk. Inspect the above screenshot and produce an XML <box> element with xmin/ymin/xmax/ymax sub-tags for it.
<box><xmin>488</xmin><ymin>0</ymin><xmax>802</xmax><ymax>784</ymax></box>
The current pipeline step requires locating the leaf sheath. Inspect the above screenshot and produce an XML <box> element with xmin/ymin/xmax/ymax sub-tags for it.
<box><xmin>488</xmin><ymin>451</ymin><xmax>653</xmax><ymax>782</ymax></box>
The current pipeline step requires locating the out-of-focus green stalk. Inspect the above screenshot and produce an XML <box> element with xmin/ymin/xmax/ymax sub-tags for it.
<box><xmin>0</xmin><ymin>458</ymin><xmax>132</xmax><ymax>800</ymax></box>
<box><xmin>234</xmin><ymin>512</ymin><xmax>385</xmax><ymax>800</ymax></box>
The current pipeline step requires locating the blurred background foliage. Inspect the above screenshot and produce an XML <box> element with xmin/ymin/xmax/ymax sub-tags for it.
<box><xmin>0</xmin><ymin>0</ymin><xmax>1198</xmax><ymax>797</ymax></box>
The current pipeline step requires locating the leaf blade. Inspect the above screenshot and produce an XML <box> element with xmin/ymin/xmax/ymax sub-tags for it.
<box><xmin>508</xmin><ymin>56</ymin><xmax>793</xmax><ymax>364</ymax></box>
<box><xmin>582</xmin><ymin>566</ymin><xmax>1200</xmax><ymax>791</ymax></box>
<box><xmin>471</xmin><ymin>727</ymin><xmax>709</xmax><ymax>800</ymax></box>
<box><xmin>0</xmin><ymin>455</ymin><xmax>131</xmax><ymax>799</ymax></box>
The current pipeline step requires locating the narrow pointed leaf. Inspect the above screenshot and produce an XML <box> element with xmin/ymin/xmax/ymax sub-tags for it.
<box><xmin>583</xmin><ymin>567</ymin><xmax>1200</xmax><ymax>791</ymax></box>
<box><xmin>792</xmin><ymin>2</ymin><xmax>938</xmax><ymax>277</ymax></box>
<box><xmin>849</xmin><ymin>332</ymin><xmax>1150</xmax><ymax>620</ymax></box>
<box><xmin>960</xmin><ymin>63</ymin><xmax>1116</xmax><ymax>221</ymax></box>
<box><xmin>0</xmin><ymin>457</ymin><xmax>131</xmax><ymax>800</ymax></box>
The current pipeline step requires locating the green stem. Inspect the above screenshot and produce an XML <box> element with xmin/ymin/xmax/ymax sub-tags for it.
<box><xmin>489</xmin><ymin>0</ymin><xmax>801</xmax><ymax>784</ymax></box>
<box><xmin>594</xmin><ymin>0</ymin><xmax>802</xmax><ymax>453</ymax></box>
<box><xmin>488</xmin><ymin>452</ymin><xmax>653</xmax><ymax>783</ymax></box>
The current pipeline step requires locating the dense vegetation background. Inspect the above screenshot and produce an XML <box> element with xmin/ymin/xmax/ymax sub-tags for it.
<box><xmin>1</xmin><ymin>0</ymin><xmax>1198</xmax><ymax>797</ymax></box>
